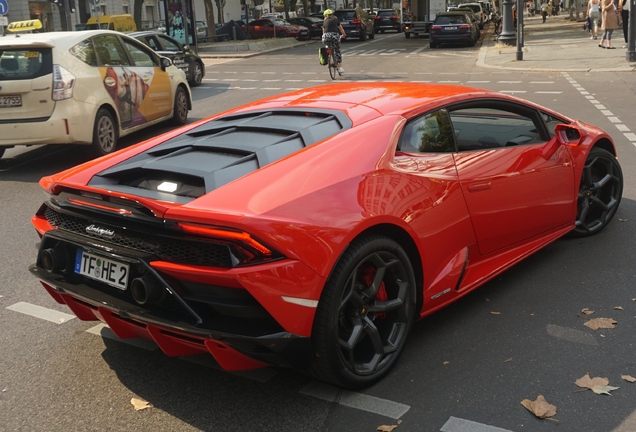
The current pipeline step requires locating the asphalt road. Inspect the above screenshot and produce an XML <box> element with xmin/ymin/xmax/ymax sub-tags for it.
<box><xmin>2</xmin><ymin>27</ymin><xmax>636</xmax><ymax>432</ymax></box>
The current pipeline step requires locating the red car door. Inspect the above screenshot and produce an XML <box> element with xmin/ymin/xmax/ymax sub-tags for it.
<box><xmin>449</xmin><ymin>103</ymin><xmax>575</xmax><ymax>255</ymax></box>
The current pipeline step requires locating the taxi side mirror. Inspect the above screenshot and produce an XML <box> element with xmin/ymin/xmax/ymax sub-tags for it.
<box><xmin>160</xmin><ymin>57</ymin><xmax>172</xmax><ymax>71</ymax></box>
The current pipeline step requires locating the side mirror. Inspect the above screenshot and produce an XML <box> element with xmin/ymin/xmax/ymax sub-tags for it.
<box><xmin>555</xmin><ymin>123</ymin><xmax>586</xmax><ymax>146</ymax></box>
<box><xmin>183</xmin><ymin>45</ymin><xmax>190</xmax><ymax>52</ymax></box>
<box><xmin>160</xmin><ymin>57</ymin><xmax>172</xmax><ymax>71</ymax></box>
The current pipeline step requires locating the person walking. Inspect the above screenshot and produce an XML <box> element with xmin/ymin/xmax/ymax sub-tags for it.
<box><xmin>587</xmin><ymin>0</ymin><xmax>601</xmax><ymax>39</ymax></box>
<box><xmin>620</xmin><ymin>0</ymin><xmax>629</xmax><ymax>48</ymax></box>
<box><xmin>541</xmin><ymin>0</ymin><xmax>548</xmax><ymax>22</ymax></box>
<box><xmin>322</xmin><ymin>9</ymin><xmax>347</xmax><ymax>74</ymax></box>
<box><xmin>599</xmin><ymin>0</ymin><xmax>620</xmax><ymax>48</ymax></box>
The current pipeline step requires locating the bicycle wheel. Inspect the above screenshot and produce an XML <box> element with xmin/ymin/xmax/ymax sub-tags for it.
<box><xmin>328</xmin><ymin>51</ymin><xmax>337</xmax><ymax>80</ymax></box>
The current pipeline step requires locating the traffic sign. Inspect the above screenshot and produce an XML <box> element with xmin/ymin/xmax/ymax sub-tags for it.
<box><xmin>0</xmin><ymin>0</ymin><xmax>8</xmax><ymax>15</ymax></box>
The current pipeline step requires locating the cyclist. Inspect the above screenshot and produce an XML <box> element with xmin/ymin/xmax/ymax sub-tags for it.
<box><xmin>322</xmin><ymin>9</ymin><xmax>346</xmax><ymax>74</ymax></box>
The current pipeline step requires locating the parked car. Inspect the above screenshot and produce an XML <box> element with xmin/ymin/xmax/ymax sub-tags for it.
<box><xmin>287</xmin><ymin>17</ymin><xmax>323</xmax><ymax>39</ymax></box>
<box><xmin>130</xmin><ymin>31</ymin><xmax>205</xmax><ymax>86</ymax></box>
<box><xmin>452</xmin><ymin>7</ymin><xmax>482</xmax><ymax>37</ymax></box>
<box><xmin>0</xmin><ymin>30</ymin><xmax>191</xmax><ymax>159</ymax></box>
<box><xmin>245</xmin><ymin>18</ymin><xmax>309</xmax><ymax>40</ymax></box>
<box><xmin>195</xmin><ymin>20</ymin><xmax>208</xmax><ymax>38</ymax></box>
<box><xmin>374</xmin><ymin>9</ymin><xmax>401</xmax><ymax>33</ymax></box>
<box><xmin>28</xmin><ymin>82</ymin><xmax>623</xmax><ymax>389</ymax></box>
<box><xmin>429</xmin><ymin>12</ymin><xmax>478</xmax><ymax>48</ymax></box>
<box><xmin>457</xmin><ymin>2</ymin><xmax>485</xmax><ymax>29</ymax></box>
<box><xmin>334</xmin><ymin>8</ymin><xmax>375</xmax><ymax>41</ymax></box>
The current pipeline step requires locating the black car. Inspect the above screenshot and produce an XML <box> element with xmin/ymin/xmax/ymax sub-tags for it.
<box><xmin>333</xmin><ymin>9</ymin><xmax>375</xmax><ymax>41</ymax></box>
<box><xmin>374</xmin><ymin>9</ymin><xmax>401</xmax><ymax>33</ymax></box>
<box><xmin>287</xmin><ymin>17</ymin><xmax>323</xmax><ymax>39</ymax></box>
<box><xmin>130</xmin><ymin>31</ymin><xmax>205</xmax><ymax>86</ymax></box>
<box><xmin>429</xmin><ymin>12</ymin><xmax>478</xmax><ymax>48</ymax></box>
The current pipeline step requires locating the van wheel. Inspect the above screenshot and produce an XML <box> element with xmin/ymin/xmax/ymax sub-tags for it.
<box><xmin>171</xmin><ymin>86</ymin><xmax>189</xmax><ymax>126</ymax></box>
<box><xmin>92</xmin><ymin>109</ymin><xmax>117</xmax><ymax>156</ymax></box>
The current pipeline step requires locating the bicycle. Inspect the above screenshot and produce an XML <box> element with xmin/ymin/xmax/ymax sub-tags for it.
<box><xmin>323</xmin><ymin>35</ymin><xmax>344</xmax><ymax>80</ymax></box>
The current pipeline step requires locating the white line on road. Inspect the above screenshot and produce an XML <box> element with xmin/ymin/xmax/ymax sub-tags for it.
<box><xmin>440</xmin><ymin>416</ymin><xmax>514</xmax><ymax>432</ymax></box>
<box><xmin>300</xmin><ymin>382</ymin><xmax>410</xmax><ymax>419</ymax></box>
<box><xmin>624</xmin><ymin>133</ymin><xmax>636</xmax><ymax>141</ymax></box>
<box><xmin>497</xmin><ymin>80</ymin><xmax>522</xmax><ymax>83</ymax></box>
<box><xmin>535</xmin><ymin>91</ymin><xmax>562</xmax><ymax>94</ymax></box>
<box><xmin>530</xmin><ymin>81</ymin><xmax>555</xmax><ymax>84</ymax></box>
<box><xmin>6</xmin><ymin>302</ymin><xmax>75</xmax><ymax>324</ymax></box>
<box><xmin>616</xmin><ymin>124</ymin><xmax>630</xmax><ymax>131</ymax></box>
<box><xmin>499</xmin><ymin>90</ymin><xmax>527</xmax><ymax>94</ymax></box>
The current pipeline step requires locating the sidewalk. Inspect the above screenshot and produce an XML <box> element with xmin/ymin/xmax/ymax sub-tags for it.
<box><xmin>196</xmin><ymin>14</ymin><xmax>636</xmax><ymax>72</ymax></box>
<box><xmin>478</xmin><ymin>13</ymin><xmax>636</xmax><ymax>72</ymax></box>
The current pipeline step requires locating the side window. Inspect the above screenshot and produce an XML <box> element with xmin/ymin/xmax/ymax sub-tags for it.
<box><xmin>449</xmin><ymin>107</ymin><xmax>543</xmax><ymax>151</ymax></box>
<box><xmin>399</xmin><ymin>109</ymin><xmax>456</xmax><ymax>153</ymax></box>
<box><xmin>69</xmin><ymin>40</ymin><xmax>97</xmax><ymax>67</ymax></box>
<box><xmin>93</xmin><ymin>35</ymin><xmax>131</xmax><ymax>66</ymax></box>
<box><xmin>157</xmin><ymin>35</ymin><xmax>181</xmax><ymax>52</ymax></box>
<box><xmin>122</xmin><ymin>39</ymin><xmax>157</xmax><ymax>67</ymax></box>
<box><xmin>541</xmin><ymin>112</ymin><xmax>566</xmax><ymax>137</ymax></box>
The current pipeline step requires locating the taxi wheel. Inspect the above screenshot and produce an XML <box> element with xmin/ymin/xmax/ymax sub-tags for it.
<box><xmin>92</xmin><ymin>109</ymin><xmax>117</xmax><ymax>156</ymax></box>
<box><xmin>171</xmin><ymin>87</ymin><xmax>189</xmax><ymax>126</ymax></box>
<box><xmin>190</xmin><ymin>62</ymin><xmax>203</xmax><ymax>87</ymax></box>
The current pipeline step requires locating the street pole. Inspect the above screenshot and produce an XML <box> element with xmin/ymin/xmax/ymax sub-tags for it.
<box><xmin>62</xmin><ymin>0</ymin><xmax>72</xmax><ymax>30</ymax></box>
<box><xmin>516</xmin><ymin>0</ymin><xmax>523</xmax><ymax>59</ymax></box>
<box><xmin>499</xmin><ymin>0</ymin><xmax>516</xmax><ymax>45</ymax></box>
<box><xmin>627</xmin><ymin>0</ymin><xmax>636</xmax><ymax>61</ymax></box>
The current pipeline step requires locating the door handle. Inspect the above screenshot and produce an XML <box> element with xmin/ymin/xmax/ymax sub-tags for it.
<box><xmin>467</xmin><ymin>181</ymin><xmax>492</xmax><ymax>192</ymax></box>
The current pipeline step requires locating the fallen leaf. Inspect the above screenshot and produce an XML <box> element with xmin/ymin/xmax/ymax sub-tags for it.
<box><xmin>592</xmin><ymin>386</ymin><xmax>620</xmax><ymax>395</ymax></box>
<box><xmin>490</xmin><ymin>311</ymin><xmax>501</xmax><ymax>315</ymax></box>
<box><xmin>622</xmin><ymin>375</ymin><xmax>636</xmax><ymax>383</ymax></box>
<box><xmin>581</xmin><ymin>308</ymin><xmax>594</xmax><ymax>315</ymax></box>
<box><xmin>619</xmin><ymin>218</ymin><xmax>628</xmax><ymax>222</ymax></box>
<box><xmin>632</xmin><ymin>298</ymin><xmax>636</xmax><ymax>302</ymax></box>
<box><xmin>377</xmin><ymin>425</ymin><xmax>398</xmax><ymax>432</ymax></box>
<box><xmin>443</xmin><ymin>361</ymin><xmax>450</xmax><ymax>365</ymax></box>
<box><xmin>503</xmin><ymin>358</ymin><xmax>513</xmax><ymax>363</ymax></box>
<box><xmin>131</xmin><ymin>398</ymin><xmax>153</xmax><ymax>411</ymax></box>
<box><xmin>485</xmin><ymin>298</ymin><xmax>490</xmax><ymax>302</ymax></box>
<box><xmin>520</xmin><ymin>395</ymin><xmax>557</xmax><ymax>420</ymax></box>
<box><xmin>615</xmin><ymin>306</ymin><xmax>624</xmax><ymax>310</ymax></box>
<box><xmin>584</xmin><ymin>318</ymin><xmax>617</xmax><ymax>330</ymax></box>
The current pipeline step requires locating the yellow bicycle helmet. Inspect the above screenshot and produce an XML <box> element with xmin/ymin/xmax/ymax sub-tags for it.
<box><xmin>323</xmin><ymin>9</ymin><xmax>334</xmax><ymax>16</ymax></box>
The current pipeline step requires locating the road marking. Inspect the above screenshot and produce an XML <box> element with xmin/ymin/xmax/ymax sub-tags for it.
<box><xmin>438</xmin><ymin>80</ymin><xmax>461</xmax><ymax>83</ymax></box>
<box><xmin>262</xmin><ymin>87</ymin><xmax>282</xmax><ymax>90</ymax></box>
<box><xmin>467</xmin><ymin>80</ymin><xmax>491</xmax><ymax>83</ymax></box>
<box><xmin>593</xmin><ymin>104</ymin><xmax>607</xmax><ymax>109</ymax></box>
<box><xmin>535</xmin><ymin>91</ymin><xmax>562</xmax><ymax>94</ymax></box>
<box><xmin>497</xmin><ymin>80</ymin><xmax>521</xmax><ymax>83</ymax></box>
<box><xmin>300</xmin><ymin>382</ymin><xmax>410</xmax><ymax>419</ymax></box>
<box><xmin>624</xmin><ymin>133</ymin><xmax>636</xmax><ymax>141</ymax></box>
<box><xmin>86</xmin><ymin>324</ymin><xmax>158</xmax><ymax>350</ymax></box>
<box><xmin>222</xmin><ymin>78</ymin><xmax>239</xmax><ymax>81</ymax></box>
<box><xmin>499</xmin><ymin>90</ymin><xmax>527</xmax><ymax>94</ymax></box>
<box><xmin>546</xmin><ymin>324</ymin><xmax>598</xmax><ymax>345</ymax></box>
<box><xmin>242</xmin><ymin>79</ymin><xmax>258</xmax><ymax>82</ymax></box>
<box><xmin>616</xmin><ymin>124</ymin><xmax>630</xmax><ymax>131</ymax></box>
<box><xmin>609</xmin><ymin>117</ymin><xmax>621</xmax><ymax>123</ymax></box>
<box><xmin>440</xmin><ymin>416</ymin><xmax>514</xmax><ymax>432</ymax></box>
<box><xmin>602</xmin><ymin>110</ymin><xmax>614</xmax><ymax>116</ymax></box>
<box><xmin>530</xmin><ymin>81</ymin><xmax>554</xmax><ymax>84</ymax></box>
<box><xmin>6</xmin><ymin>302</ymin><xmax>76</xmax><ymax>324</ymax></box>
<box><xmin>263</xmin><ymin>79</ymin><xmax>281</xmax><ymax>82</ymax></box>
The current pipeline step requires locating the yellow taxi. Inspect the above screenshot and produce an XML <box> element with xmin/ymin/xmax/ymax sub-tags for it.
<box><xmin>0</xmin><ymin>27</ymin><xmax>191</xmax><ymax>158</ymax></box>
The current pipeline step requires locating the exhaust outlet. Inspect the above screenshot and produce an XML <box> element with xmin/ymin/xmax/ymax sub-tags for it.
<box><xmin>41</xmin><ymin>246</ymin><xmax>67</xmax><ymax>273</ymax></box>
<box><xmin>130</xmin><ymin>275</ymin><xmax>164</xmax><ymax>305</ymax></box>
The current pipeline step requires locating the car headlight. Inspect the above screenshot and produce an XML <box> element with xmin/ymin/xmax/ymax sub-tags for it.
<box><xmin>52</xmin><ymin>65</ymin><xmax>75</xmax><ymax>101</ymax></box>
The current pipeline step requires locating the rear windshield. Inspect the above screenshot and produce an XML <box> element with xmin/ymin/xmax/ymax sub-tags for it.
<box><xmin>84</xmin><ymin>23</ymin><xmax>109</xmax><ymax>30</ymax></box>
<box><xmin>435</xmin><ymin>15</ymin><xmax>467</xmax><ymax>24</ymax></box>
<box><xmin>0</xmin><ymin>48</ymin><xmax>53</xmax><ymax>80</ymax></box>
<box><xmin>334</xmin><ymin>11</ymin><xmax>357</xmax><ymax>20</ymax></box>
<box><xmin>378</xmin><ymin>11</ymin><xmax>396</xmax><ymax>16</ymax></box>
<box><xmin>460</xmin><ymin>4</ymin><xmax>481</xmax><ymax>12</ymax></box>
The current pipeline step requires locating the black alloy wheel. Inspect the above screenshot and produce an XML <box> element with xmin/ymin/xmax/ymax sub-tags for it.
<box><xmin>310</xmin><ymin>235</ymin><xmax>416</xmax><ymax>388</ymax></box>
<box><xmin>278</xmin><ymin>30</ymin><xmax>288</xmax><ymax>38</ymax></box>
<box><xmin>573</xmin><ymin>147</ymin><xmax>623</xmax><ymax>236</ymax></box>
<box><xmin>190</xmin><ymin>62</ymin><xmax>203</xmax><ymax>86</ymax></box>
<box><xmin>170</xmin><ymin>86</ymin><xmax>189</xmax><ymax>126</ymax></box>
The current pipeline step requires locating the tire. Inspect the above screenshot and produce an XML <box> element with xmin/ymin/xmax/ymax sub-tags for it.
<box><xmin>91</xmin><ymin>108</ymin><xmax>117</xmax><ymax>157</ymax></box>
<box><xmin>309</xmin><ymin>234</ymin><xmax>417</xmax><ymax>389</ymax></box>
<box><xmin>572</xmin><ymin>147</ymin><xmax>623</xmax><ymax>236</ymax></box>
<box><xmin>469</xmin><ymin>37</ymin><xmax>476</xmax><ymax>47</ymax></box>
<box><xmin>171</xmin><ymin>86</ymin><xmax>189</xmax><ymax>126</ymax></box>
<box><xmin>429</xmin><ymin>41</ymin><xmax>437</xmax><ymax>48</ymax></box>
<box><xmin>189</xmin><ymin>61</ymin><xmax>203</xmax><ymax>87</ymax></box>
<box><xmin>328</xmin><ymin>52</ymin><xmax>337</xmax><ymax>80</ymax></box>
<box><xmin>278</xmin><ymin>31</ymin><xmax>288</xmax><ymax>38</ymax></box>
<box><xmin>405</xmin><ymin>32</ymin><xmax>411</xmax><ymax>38</ymax></box>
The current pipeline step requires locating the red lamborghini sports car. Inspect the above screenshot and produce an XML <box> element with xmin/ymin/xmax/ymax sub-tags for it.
<box><xmin>29</xmin><ymin>83</ymin><xmax>623</xmax><ymax>388</ymax></box>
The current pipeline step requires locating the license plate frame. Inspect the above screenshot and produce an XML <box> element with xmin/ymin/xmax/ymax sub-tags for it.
<box><xmin>74</xmin><ymin>249</ymin><xmax>130</xmax><ymax>290</ymax></box>
<box><xmin>0</xmin><ymin>95</ymin><xmax>22</xmax><ymax>108</ymax></box>
<box><xmin>445</xmin><ymin>26</ymin><xmax>458</xmax><ymax>30</ymax></box>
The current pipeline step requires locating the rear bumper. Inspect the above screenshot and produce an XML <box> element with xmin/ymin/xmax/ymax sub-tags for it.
<box><xmin>430</xmin><ymin>34</ymin><xmax>472</xmax><ymax>43</ymax></box>
<box><xmin>0</xmin><ymin>99</ymin><xmax>96</xmax><ymax>147</ymax></box>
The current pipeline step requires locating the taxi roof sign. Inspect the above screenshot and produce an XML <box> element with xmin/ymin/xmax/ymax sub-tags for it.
<box><xmin>7</xmin><ymin>19</ymin><xmax>43</xmax><ymax>32</ymax></box>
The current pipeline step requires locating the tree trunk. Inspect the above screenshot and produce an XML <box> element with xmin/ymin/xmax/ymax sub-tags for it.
<box><xmin>215</xmin><ymin>0</ymin><xmax>224</xmax><ymax>24</ymax></box>
<box><xmin>134</xmin><ymin>0</ymin><xmax>144</xmax><ymax>31</ymax></box>
<box><xmin>204</xmin><ymin>0</ymin><xmax>217</xmax><ymax>37</ymax></box>
<box><xmin>300</xmin><ymin>0</ymin><xmax>309</xmax><ymax>15</ymax></box>
<box><xmin>283</xmin><ymin>0</ymin><xmax>291</xmax><ymax>19</ymax></box>
<box><xmin>58</xmin><ymin>6</ymin><xmax>68</xmax><ymax>31</ymax></box>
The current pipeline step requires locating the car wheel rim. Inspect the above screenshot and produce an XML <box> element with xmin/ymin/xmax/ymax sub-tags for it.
<box><xmin>194</xmin><ymin>64</ymin><xmax>202</xmax><ymax>84</ymax></box>
<box><xmin>337</xmin><ymin>251</ymin><xmax>410</xmax><ymax>376</ymax></box>
<box><xmin>576</xmin><ymin>154</ymin><xmax>621</xmax><ymax>233</ymax></box>
<box><xmin>177</xmin><ymin>91</ymin><xmax>188</xmax><ymax>121</ymax></box>
<box><xmin>97</xmin><ymin>116</ymin><xmax>115</xmax><ymax>153</ymax></box>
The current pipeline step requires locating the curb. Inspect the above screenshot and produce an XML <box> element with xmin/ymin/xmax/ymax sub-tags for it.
<box><xmin>198</xmin><ymin>38</ymin><xmax>318</xmax><ymax>59</ymax></box>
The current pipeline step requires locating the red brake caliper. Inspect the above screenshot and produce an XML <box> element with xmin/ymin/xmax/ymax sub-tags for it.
<box><xmin>362</xmin><ymin>266</ymin><xmax>387</xmax><ymax>319</ymax></box>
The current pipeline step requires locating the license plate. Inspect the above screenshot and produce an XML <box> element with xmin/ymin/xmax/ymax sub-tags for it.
<box><xmin>75</xmin><ymin>250</ymin><xmax>129</xmax><ymax>290</ymax></box>
<box><xmin>445</xmin><ymin>26</ymin><xmax>458</xmax><ymax>30</ymax></box>
<box><xmin>341</xmin><ymin>21</ymin><xmax>350</xmax><ymax>24</ymax></box>
<box><xmin>0</xmin><ymin>95</ymin><xmax>21</xmax><ymax>108</ymax></box>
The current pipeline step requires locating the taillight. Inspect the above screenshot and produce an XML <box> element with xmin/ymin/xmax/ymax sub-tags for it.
<box><xmin>176</xmin><ymin>222</ymin><xmax>282</xmax><ymax>266</ymax></box>
<box><xmin>352</xmin><ymin>18</ymin><xmax>361</xmax><ymax>25</ymax></box>
<box><xmin>431</xmin><ymin>25</ymin><xmax>442</xmax><ymax>30</ymax></box>
<box><xmin>375</xmin><ymin>16</ymin><xmax>381</xmax><ymax>20</ymax></box>
<box><xmin>391</xmin><ymin>15</ymin><xmax>398</xmax><ymax>19</ymax></box>
<box><xmin>459</xmin><ymin>24</ymin><xmax>470</xmax><ymax>29</ymax></box>
<box><xmin>52</xmin><ymin>65</ymin><xmax>75</xmax><ymax>101</ymax></box>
